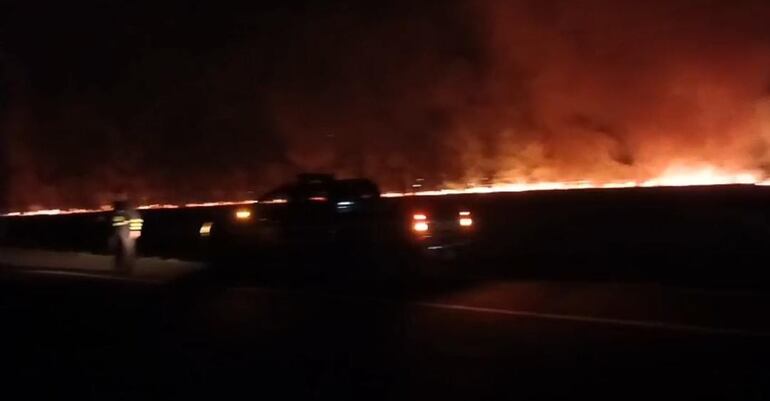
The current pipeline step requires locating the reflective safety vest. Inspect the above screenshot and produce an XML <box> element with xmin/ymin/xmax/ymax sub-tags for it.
<box><xmin>128</xmin><ymin>218</ymin><xmax>144</xmax><ymax>232</ymax></box>
<box><xmin>113</xmin><ymin>215</ymin><xmax>143</xmax><ymax>232</ymax></box>
<box><xmin>112</xmin><ymin>215</ymin><xmax>128</xmax><ymax>227</ymax></box>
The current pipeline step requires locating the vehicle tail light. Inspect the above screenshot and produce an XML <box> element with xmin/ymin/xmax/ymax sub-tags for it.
<box><xmin>235</xmin><ymin>209</ymin><xmax>252</xmax><ymax>220</ymax></box>
<box><xmin>458</xmin><ymin>211</ymin><xmax>473</xmax><ymax>227</ymax></box>
<box><xmin>412</xmin><ymin>213</ymin><xmax>429</xmax><ymax>233</ymax></box>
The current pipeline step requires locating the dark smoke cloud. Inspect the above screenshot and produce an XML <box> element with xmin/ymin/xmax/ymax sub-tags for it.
<box><xmin>267</xmin><ymin>0</ymin><xmax>770</xmax><ymax>188</ymax></box>
<box><xmin>467</xmin><ymin>0</ymin><xmax>770</xmax><ymax>183</ymax></box>
<box><xmin>2</xmin><ymin>1</ymin><xmax>770</xmax><ymax>209</ymax></box>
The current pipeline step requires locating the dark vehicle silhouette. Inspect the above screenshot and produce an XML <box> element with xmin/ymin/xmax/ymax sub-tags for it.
<box><xmin>209</xmin><ymin>174</ymin><xmax>477</xmax><ymax>277</ymax></box>
<box><xmin>209</xmin><ymin>174</ymin><xmax>386</xmax><ymax>275</ymax></box>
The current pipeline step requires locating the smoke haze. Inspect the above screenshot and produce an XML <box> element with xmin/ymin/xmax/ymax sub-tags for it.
<box><xmin>2</xmin><ymin>1</ymin><xmax>770</xmax><ymax>209</ymax></box>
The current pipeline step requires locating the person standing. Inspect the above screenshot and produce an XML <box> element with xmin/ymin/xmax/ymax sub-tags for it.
<box><xmin>110</xmin><ymin>199</ymin><xmax>143</xmax><ymax>273</ymax></box>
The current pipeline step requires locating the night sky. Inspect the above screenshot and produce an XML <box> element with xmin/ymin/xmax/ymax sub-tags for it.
<box><xmin>2</xmin><ymin>1</ymin><xmax>770</xmax><ymax>210</ymax></box>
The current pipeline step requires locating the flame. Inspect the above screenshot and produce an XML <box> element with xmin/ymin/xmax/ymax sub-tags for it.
<box><xmin>1</xmin><ymin>200</ymin><xmax>258</xmax><ymax>217</ymax></box>
<box><xmin>382</xmin><ymin>165</ymin><xmax>767</xmax><ymax>197</ymax></box>
<box><xmin>639</xmin><ymin>166</ymin><xmax>758</xmax><ymax>187</ymax></box>
<box><xmin>137</xmin><ymin>204</ymin><xmax>180</xmax><ymax>210</ymax></box>
<box><xmin>184</xmin><ymin>200</ymin><xmax>258</xmax><ymax>208</ymax></box>
<box><xmin>3</xmin><ymin>165</ymin><xmax>768</xmax><ymax>217</ymax></box>
<box><xmin>262</xmin><ymin>198</ymin><xmax>288</xmax><ymax>204</ymax></box>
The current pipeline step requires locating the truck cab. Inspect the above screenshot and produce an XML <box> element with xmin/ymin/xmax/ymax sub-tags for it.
<box><xmin>209</xmin><ymin>174</ymin><xmax>476</xmax><ymax>275</ymax></box>
<box><xmin>211</xmin><ymin>174</ymin><xmax>382</xmax><ymax>264</ymax></box>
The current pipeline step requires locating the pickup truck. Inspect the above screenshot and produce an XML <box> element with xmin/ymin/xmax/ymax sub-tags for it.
<box><xmin>208</xmin><ymin>174</ymin><xmax>476</xmax><ymax>277</ymax></box>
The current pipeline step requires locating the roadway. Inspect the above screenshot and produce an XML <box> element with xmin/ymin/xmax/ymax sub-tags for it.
<box><xmin>1</xmin><ymin>249</ymin><xmax>768</xmax><ymax>399</ymax></box>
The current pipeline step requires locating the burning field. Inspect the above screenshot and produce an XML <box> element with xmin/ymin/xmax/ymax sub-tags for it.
<box><xmin>2</xmin><ymin>1</ymin><xmax>770</xmax><ymax>212</ymax></box>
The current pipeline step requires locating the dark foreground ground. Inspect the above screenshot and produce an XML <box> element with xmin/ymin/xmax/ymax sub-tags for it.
<box><xmin>1</xmin><ymin>267</ymin><xmax>769</xmax><ymax>400</ymax></box>
<box><xmin>2</xmin><ymin>185</ymin><xmax>770</xmax><ymax>399</ymax></box>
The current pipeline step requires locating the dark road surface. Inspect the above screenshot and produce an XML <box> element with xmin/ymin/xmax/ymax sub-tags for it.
<box><xmin>2</xmin><ymin>265</ymin><xmax>768</xmax><ymax>400</ymax></box>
